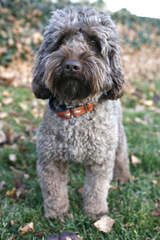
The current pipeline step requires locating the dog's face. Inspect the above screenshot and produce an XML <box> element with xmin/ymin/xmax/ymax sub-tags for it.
<box><xmin>32</xmin><ymin>7</ymin><xmax>124</xmax><ymax>102</ymax></box>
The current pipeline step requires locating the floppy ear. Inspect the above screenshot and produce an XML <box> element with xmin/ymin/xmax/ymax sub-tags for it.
<box><xmin>106</xmin><ymin>46</ymin><xmax>125</xmax><ymax>100</ymax></box>
<box><xmin>32</xmin><ymin>46</ymin><xmax>51</xmax><ymax>99</ymax></box>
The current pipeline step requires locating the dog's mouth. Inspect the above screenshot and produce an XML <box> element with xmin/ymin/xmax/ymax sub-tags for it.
<box><xmin>54</xmin><ymin>74</ymin><xmax>91</xmax><ymax>100</ymax></box>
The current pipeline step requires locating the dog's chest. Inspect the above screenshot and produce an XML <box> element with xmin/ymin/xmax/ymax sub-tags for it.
<box><xmin>47</xmin><ymin>103</ymin><xmax>119</xmax><ymax>163</ymax></box>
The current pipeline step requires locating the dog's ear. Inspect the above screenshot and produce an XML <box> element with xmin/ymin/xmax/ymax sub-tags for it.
<box><xmin>32</xmin><ymin>46</ymin><xmax>51</xmax><ymax>99</ymax></box>
<box><xmin>106</xmin><ymin>46</ymin><xmax>125</xmax><ymax>100</ymax></box>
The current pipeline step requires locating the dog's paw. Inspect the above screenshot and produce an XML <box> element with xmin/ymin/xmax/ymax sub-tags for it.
<box><xmin>47</xmin><ymin>233</ymin><xmax>59</xmax><ymax>240</ymax></box>
<box><xmin>117</xmin><ymin>174</ymin><xmax>134</xmax><ymax>184</ymax></box>
<box><xmin>60</xmin><ymin>231</ymin><xmax>80</xmax><ymax>240</ymax></box>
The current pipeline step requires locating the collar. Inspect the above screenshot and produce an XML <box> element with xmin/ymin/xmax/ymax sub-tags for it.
<box><xmin>49</xmin><ymin>90</ymin><xmax>109</xmax><ymax>119</ymax></box>
<box><xmin>49</xmin><ymin>96</ymin><xmax>94</xmax><ymax>119</ymax></box>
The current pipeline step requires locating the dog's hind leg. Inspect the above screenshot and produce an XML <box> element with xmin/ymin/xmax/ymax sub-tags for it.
<box><xmin>37</xmin><ymin>160</ymin><xmax>69</xmax><ymax>219</ymax></box>
<box><xmin>113</xmin><ymin>124</ymin><xmax>133</xmax><ymax>183</ymax></box>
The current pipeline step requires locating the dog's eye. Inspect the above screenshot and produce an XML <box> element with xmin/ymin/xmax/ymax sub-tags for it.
<box><xmin>57</xmin><ymin>36</ymin><xmax>65</xmax><ymax>46</ymax></box>
<box><xmin>88</xmin><ymin>37</ymin><xmax>101</xmax><ymax>52</ymax></box>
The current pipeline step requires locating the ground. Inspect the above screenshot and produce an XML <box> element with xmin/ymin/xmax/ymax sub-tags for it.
<box><xmin>0</xmin><ymin>78</ymin><xmax>160</xmax><ymax>240</ymax></box>
<box><xmin>0</xmin><ymin>2</ymin><xmax>160</xmax><ymax>240</ymax></box>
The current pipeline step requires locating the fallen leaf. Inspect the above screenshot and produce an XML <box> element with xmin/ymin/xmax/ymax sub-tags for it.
<box><xmin>152</xmin><ymin>180</ymin><xmax>158</xmax><ymax>185</ymax></box>
<box><xmin>19</xmin><ymin>222</ymin><xmax>34</xmax><ymax>235</ymax></box>
<box><xmin>10</xmin><ymin>220</ymin><xmax>15</xmax><ymax>226</ymax></box>
<box><xmin>140</xmin><ymin>99</ymin><xmax>153</xmax><ymax>107</ymax></box>
<box><xmin>131</xmin><ymin>154</ymin><xmax>141</xmax><ymax>164</ymax></box>
<box><xmin>2</xmin><ymin>90</ymin><xmax>10</xmax><ymax>96</ymax></box>
<box><xmin>7</xmin><ymin>235</ymin><xmax>15</xmax><ymax>240</ymax></box>
<box><xmin>134</xmin><ymin>105</ymin><xmax>145</xmax><ymax>112</ymax></box>
<box><xmin>152</xmin><ymin>132</ymin><xmax>160</xmax><ymax>136</ymax></box>
<box><xmin>78</xmin><ymin>187</ymin><xmax>83</xmax><ymax>193</ymax></box>
<box><xmin>2</xmin><ymin>97</ymin><xmax>13</xmax><ymax>105</ymax></box>
<box><xmin>125</xmin><ymin>117</ymin><xmax>132</xmax><ymax>123</ymax></box>
<box><xmin>5</xmin><ymin>127</ymin><xmax>18</xmax><ymax>144</ymax></box>
<box><xmin>134</xmin><ymin>117</ymin><xmax>147</xmax><ymax>125</ymax></box>
<box><xmin>5</xmin><ymin>188</ymin><xmax>17</xmax><ymax>198</ymax></box>
<box><xmin>0</xmin><ymin>71</ymin><xmax>15</xmax><ymax>84</ymax></box>
<box><xmin>149</xmin><ymin>84</ymin><xmax>155</xmax><ymax>92</ymax></box>
<box><xmin>19</xmin><ymin>103</ymin><xmax>28</xmax><ymax>111</ymax></box>
<box><xmin>9</xmin><ymin>154</ymin><xmax>17</xmax><ymax>162</ymax></box>
<box><xmin>152</xmin><ymin>208</ymin><xmax>160</xmax><ymax>216</ymax></box>
<box><xmin>0</xmin><ymin>130</ymin><xmax>7</xmax><ymax>144</ymax></box>
<box><xmin>32</xmin><ymin>32</ymin><xmax>43</xmax><ymax>44</ymax></box>
<box><xmin>0</xmin><ymin>180</ymin><xmax>6</xmax><ymax>191</ymax></box>
<box><xmin>66</xmin><ymin>213</ymin><xmax>73</xmax><ymax>218</ymax></box>
<box><xmin>0</xmin><ymin>112</ymin><xmax>8</xmax><ymax>119</ymax></box>
<box><xmin>110</xmin><ymin>184</ymin><xmax>119</xmax><ymax>190</ymax></box>
<box><xmin>24</xmin><ymin>174</ymin><xmax>29</xmax><ymax>179</ymax></box>
<box><xmin>93</xmin><ymin>215</ymin><xmax>115</xmax><ymax>233</ymax></box>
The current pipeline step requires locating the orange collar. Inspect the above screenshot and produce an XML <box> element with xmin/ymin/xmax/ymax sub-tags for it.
<box><xmin>56</xmin><ymin>103</ymin><xmax>94</xmax><ymax>119</ymax></box>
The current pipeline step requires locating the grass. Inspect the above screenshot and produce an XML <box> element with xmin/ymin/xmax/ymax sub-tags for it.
<box><xmin>0</xmin><ymin>81</ymin><xmax>160</xmax><ymax>240</ymax></box>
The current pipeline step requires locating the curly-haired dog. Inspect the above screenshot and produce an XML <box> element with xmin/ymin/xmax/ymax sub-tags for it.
<box><xmin>32</xmin><ymin>7</ymin><xmax>132</xmax><ymax>219</ymax></box>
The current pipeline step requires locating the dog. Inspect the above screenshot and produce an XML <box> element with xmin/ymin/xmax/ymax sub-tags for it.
<box><xmin>32</xmin><ymin>6</ymin><xmax>132</xmax><ymax>220</ymax></box>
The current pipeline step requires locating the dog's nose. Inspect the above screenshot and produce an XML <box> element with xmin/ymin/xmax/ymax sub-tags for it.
<box><xmin>63</xmin><ymin>59</ymin><xmax>82</xmax><ymax>73</ymax></box>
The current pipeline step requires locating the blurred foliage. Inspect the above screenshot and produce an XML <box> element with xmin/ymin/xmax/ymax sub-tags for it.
<box><xmin>112</xmin><ymin>8</ymin><xmax>160</xmax><ymax>29</ymax></box>
<box><xmin>112</xmin><ymin>8</ymin><xmax>160</xmax><ymax>49</ymax></box>
<box><xmin>0</xmin><ymin>0</ymin><xmax>160</xmax><ymax>65</ymax></box>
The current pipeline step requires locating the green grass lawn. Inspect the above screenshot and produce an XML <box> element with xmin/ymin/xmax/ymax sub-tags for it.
<box><xmin>0</xmin><ymin>81</ymin><xmax>160</xmax><ymax>240</ymax></box>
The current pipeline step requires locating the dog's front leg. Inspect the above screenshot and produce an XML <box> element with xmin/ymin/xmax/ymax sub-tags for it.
<box><xmin>37</xmin><ymin>160</ymin><xmax>69</xmax><ymax>219</ymax></box>
<box><xmin>83</xmin><ymin>161</ymin><xmax>114</xmax><ymax>219</ymax></box>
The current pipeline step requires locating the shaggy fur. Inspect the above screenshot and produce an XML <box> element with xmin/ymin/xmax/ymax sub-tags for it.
<box><xmin>32</xmin><ymin>7</ymin><xmax>132</xmax><ymax>219</ymax></box>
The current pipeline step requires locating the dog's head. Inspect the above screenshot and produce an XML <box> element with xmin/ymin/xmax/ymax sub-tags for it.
<box><xmin>32</xmin><ymin>7</ymin><xmax>124</xmax><ymax>102</ymax></box>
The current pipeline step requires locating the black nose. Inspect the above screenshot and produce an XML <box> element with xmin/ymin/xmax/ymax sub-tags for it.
<box><xmin>63</xmin><ymin>59</ymin><xmax>82</xmax><ymax>73</ymax></box>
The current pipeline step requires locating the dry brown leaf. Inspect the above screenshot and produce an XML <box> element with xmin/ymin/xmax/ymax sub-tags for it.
<box><xmin>7</xmin><ymin>235</ymin><xmax>15</xmax><ymax>240</ymax></box>
<box><xmin>8</xmin><ymin>38</ymin><xmax>14</xmax><ymax>47</ymax></box>
<box><xmin>2</xmin><ymin>97</ymin><xmax>13</xmax><ymax>105</ymax></box>
<box><xmin>0</xmin><ymin>180</ymin><xmax>6</xmax><ymax>191</ymax></box>
<box><xmin>78</xmin><ymin>187</ymin><xmax>83</xmax><ymax>193</ymax></box>
<box><xmin>110</xmin><ymin>184</ymin><xmax>119</xmax><ymax>190</ymax></box>
<box><xmin>10</xmin><ymin>220</ymin><xmax>15</xmax><ymax>226</ymax></box>
<box><xmin>2</xmin><ymin>91</ymin><xmax>10</xmax><ymax>96</ymax></box>
<box><xmin>125</xmin><ymin>117</ymin><xmax>132</xmax><ymax>123</ymax></box>
<box><xmin>140</xmin><ymin>100</ymin><xmax>153</xmax><ymax>107</ymax></box>
<box><xmin>5</xmin><ymin>127</ymin><xmax>16</xmax><ymax>144</ymax></box>
<box><xmin>5</xmin><ymin>188</ymin><xmax>17</xmax><ymax>198</ymax></box>
<box><xmin>131</xmin><ymin>154</ymin><xmax>141</xmax><ymax>164</ymax></box>
<box><xmin>19</xmin><ymin>103</ymin><xmax>28</xmax><ymax>111</ymax></box>
<box><xmin>93</xmin><ymin>215</ymin><xmax>115</xmax><ymax>233</ymax></box>
<box><xmin>134</xmin><ymin>117</ymin><xmax>147</xmax><ymax>125</ymax></box>
<box><xmin>0</xmin><ymin>112</ymin><xmax>8</xmax><ymax>119</ymax></box>
<box><xmin>149</xmin><ymin>84</ymin><xmax>155</xmax><ymax>92</ymax></box>
<box><xmin>0</xmin><ymin>130</ymin><xmax>7</xmax><ymax>144</ymax></box>
<box><xmin>19</xmin><ymin>222</ymin><xmax>34</xmax><ymax>235</ymax></box>
<box><xmin>0</xmin><ymin>47</ymin><xmax>7</xmax><ymax>55</ymax></box>
<box><xmin>0</xmin><ymin>71</ymin><xmax>15</xmax><ymax>84</ymax></box>
<box><xmin>32</xmin><ymin>32</ymin><xmax>43</xmax><ymax>44</ymax></box>
<box><xmin>24</xmin><ymin>174</ymin><xmax>30</xmax><ymax>179</ymax></box>
<box><xmin>9</xmin><ymin>154</ymin><xmax>17</xmax><ymax>162</ymax></box>
<box><xmin>152</xmin><ymin>180</ymin><xmax>158</xmax><ymax>185</ymax></box>
<box><xmin>152</xmin><ymin>208</ymin><xmax>160</xmax><ymax>216</ymax></box>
